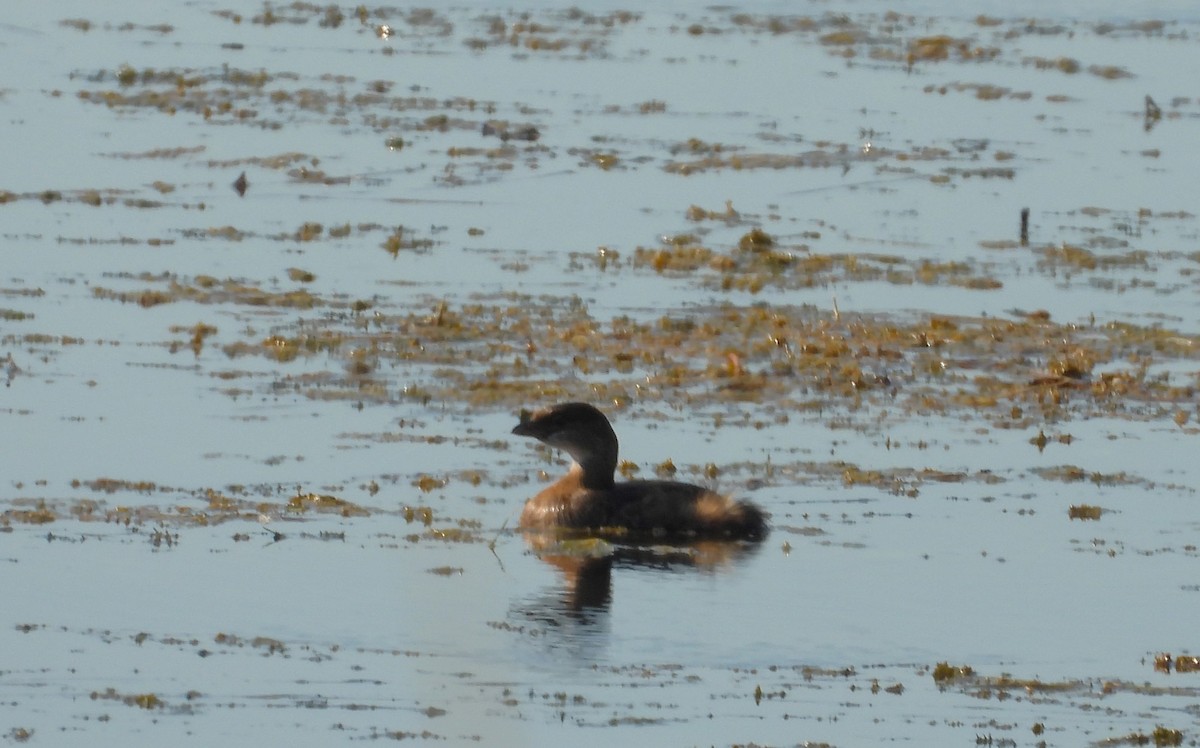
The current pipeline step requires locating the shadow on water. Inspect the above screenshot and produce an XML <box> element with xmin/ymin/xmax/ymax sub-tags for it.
<box><xmin>511</xmin><ymin>532</ymin><xmax>764</xmax><ymax>659</ymax></box>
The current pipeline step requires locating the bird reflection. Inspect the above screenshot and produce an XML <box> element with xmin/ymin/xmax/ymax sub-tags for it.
<box><xmin>534</xmin><ymin>549</ymin><xmax>615</xmax><ymax>612</ymax></box>
<box><xmin>509</xmin><ymin>529</ymin><xmax>763</xmax><ymax>657</ymax></box>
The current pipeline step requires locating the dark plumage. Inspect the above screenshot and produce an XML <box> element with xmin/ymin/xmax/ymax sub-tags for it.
<box><xmin>513</xmin><ymin>402</ymin><xmax>768</xmax><ymax>540</ymax></box>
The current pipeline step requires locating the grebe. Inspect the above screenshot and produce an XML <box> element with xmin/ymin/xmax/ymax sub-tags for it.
<box><xmin>513</xmin><ymin>402</ymin><xmax>767</xmax><ymax>540</ymax></box>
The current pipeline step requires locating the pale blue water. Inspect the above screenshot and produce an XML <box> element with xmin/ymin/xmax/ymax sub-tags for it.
<box><xmin>3</xmin><ymin>2</ymin><xmax>1199</xmax><ymax>746</ymax></box>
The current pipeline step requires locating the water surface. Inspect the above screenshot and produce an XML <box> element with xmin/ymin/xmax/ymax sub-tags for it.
<box><xmin>3</xmin><ymin>1</ymin><xmax>1199</xmax><ymax>746</ymax></box>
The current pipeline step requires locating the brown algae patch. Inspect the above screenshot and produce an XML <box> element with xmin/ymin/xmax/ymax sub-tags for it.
<box><xmin>90</xmin><ymin>688</ymin><xmax>165</xmax><ymax>710</ymax></box>
<box><xmin>205</xmin><ymin>4</ymin><xmax>637</xmax><ymax>59</ymax></box>
<box><xmin>125</xmin><ymin>278</ymin><xmax>1198</xmax><ymax>434</ymax></box>
<box><xmin>47</xmin><ymin>23</ymin><xmax>1020</xmax><ymax>196</ymax></box>
<box><xmin>287</xmin><ymin>492</ymin><xmax>370</xmax><ymax>517</ymax></box>
<box><xmin>69</xmin><ymin>61</ymin><xmax>546</xmax><ymax>187</ymax></box>
<box><xmin>74</xmin><ymin>245</ymin><xmax>1200</xmax><ymax>442</ymax></box>
<box><xmin>2</xmin><ymin>500</ymin><xmax>57</xmax><ymax>525</ymax></box>
<box><xmin>1155</xmin><ymin>654</ymin><xmax>1200</xmax><ymax>674</ymax></box>
<box><xmin>1033</xmin><ymin>466</ymin><xmax>1152</xmax><ymax>489</ymax></box>
<box><xmin>932</xmin><ymin>662</ymin><xmax>1200</xmax><ymax>734</ymax></box>
<box><xmin>45</xmin><ymin>8</ymin><xmax>1196</xmax><ymax>207</ymax></box>
<box><xmin>728</xmin><ymin>10</ymin><xmax>1150</xmax><ymax>83</ymax></box>
<box><xmin>0</xmin><ymin>480</ymin><xmax>484</xmax><ymax>544</ymax></box>
<box><xmin>613</xmin><ymin>227</ymin><xmax>1006</xmax><ymax>292</ymax></box>
<box><xmin>1067</xmin><ymin>504</ymin><xmax>1104</xmax><ymax>520</ymax></box>
<box><xmin>91</xmin><ymin>274</ymin><xmax>325</xmax><ymax>310</ymax></box>
<box><xmin>213</xmin><ymin>631</ymin><xmax>286</xmax><ymax>655</ymax></box>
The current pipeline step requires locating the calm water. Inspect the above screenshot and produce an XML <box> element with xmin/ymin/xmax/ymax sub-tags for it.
<box><xmin>3</xmin><ymin>1</ymin><xmax>1199</xmax><ymax>746</ymax></box>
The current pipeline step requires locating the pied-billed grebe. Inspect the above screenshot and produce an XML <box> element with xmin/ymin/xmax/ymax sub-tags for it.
<box><xmin>513</xmin><ymin>402</ymin><xmax>768</xmax><ymax>540</ymax></box>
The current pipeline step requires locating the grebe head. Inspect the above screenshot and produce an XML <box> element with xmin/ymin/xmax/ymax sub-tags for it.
<box><xmin>513</xmin><ymin>402</ymin><xmax>619</xmax><ymax>488</ymax></box>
